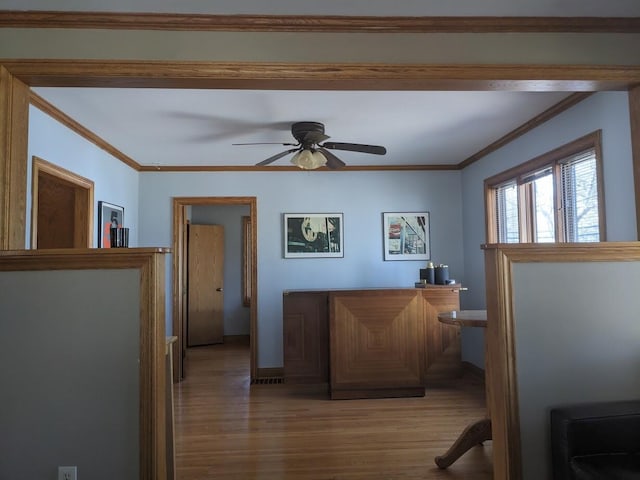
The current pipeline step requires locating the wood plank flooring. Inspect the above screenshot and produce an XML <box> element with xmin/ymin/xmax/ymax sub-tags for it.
<box><xmin>174</xmin><ymin>343</ymin><xmax>493</xmax><ymax>479</ymax></box>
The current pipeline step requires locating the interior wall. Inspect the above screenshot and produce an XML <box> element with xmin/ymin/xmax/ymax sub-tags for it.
<box><xmin>191</xmin><ymin>204</ymin><xmax>251</xmax><ymax>336</ymax></box>
<box><xmin>0</xmin><ymin>268</ymin><xmax>140</xmax><ymax>480</ymax></box>
<box><xmin>27</xmin><ymin>105</ymin><xmax>140</xmax><ymax>248</ymax></box>
<box><xmin>138</xmin><ymin>170</ymin><xmax>464</xmax><ymax>367</ymax></box>
<box><xmin>512</xmin><ymin>261</ymin><xmax>640</xmax><ymax>480</ymax></box>
<box><xmin>460</xmin><ymin>91</ymin><xmax>636</xmax><ymax>367</ymax></box>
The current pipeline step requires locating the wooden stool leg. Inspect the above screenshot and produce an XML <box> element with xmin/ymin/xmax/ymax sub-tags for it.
<box><xmin>434</xmin><ymin>418</ymin><xmax>492</xmax><ymax>469</ymax></box>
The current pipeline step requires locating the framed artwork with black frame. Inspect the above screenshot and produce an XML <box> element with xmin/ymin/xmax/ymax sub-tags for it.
<box><xmin>283</xmin><ymin>213</ymin><xmax>344</xmax><ymax>258</ymax></box>
<box><xmin>98</xmin><ymin>201</ymin><xmax>124</xmax><ymax>248</ymax></box>
<box><xmin>383</xmin><ymin>212</ymin><xmax>430</xmax><ymax>261</ymax></box>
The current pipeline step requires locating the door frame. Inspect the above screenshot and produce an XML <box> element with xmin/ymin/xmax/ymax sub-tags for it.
<box><xmin>172</xmin><ymin>196</ymin><xmax>257</xmax><ymax>381</ymax></box>
<box><xmin>31</xmin><ymin>155</ymin><xmax>94</xmax><ymax>248</ymax></box>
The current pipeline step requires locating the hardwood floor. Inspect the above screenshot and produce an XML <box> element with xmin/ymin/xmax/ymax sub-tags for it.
<box><xmin>174</xmin><ymin>343</ymin><xmax>493</xmax><ymax>479</ymax></box>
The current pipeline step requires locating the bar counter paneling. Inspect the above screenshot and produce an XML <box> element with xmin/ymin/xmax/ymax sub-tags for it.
<box><xmin>283</xmin><ymin>286</ymin><xmax>462</xmax><ymax>399</ymax></box>
<box><xmin>0</xmin><ymin>248</ymin><xmax>170</xmax><ymax>480</ymax></box>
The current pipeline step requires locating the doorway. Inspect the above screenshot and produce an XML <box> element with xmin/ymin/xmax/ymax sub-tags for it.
<box><xmin>173</xmin><ymin>196</ymin><xmax>257</xmax><ymax>382</ymax></box>
<box><xmin>31</xmin><ymin>156</ymin><xmax>94</xmax><ymax>249</ymax></box>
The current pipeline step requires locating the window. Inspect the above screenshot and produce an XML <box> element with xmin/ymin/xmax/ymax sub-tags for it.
<box><xmin>485</xmin><ymin>131</ymin><xmax>605</xmax><ymax>243</ymax></box>
<box><xmin>494</xmin><ymin>181</ymin><xmax>519</xmax><ymax>243</ymax></box>
<box><xmin>561</xmin><ymin>151</ymin><xmax>601</xmax><ymax>242</ymax></box>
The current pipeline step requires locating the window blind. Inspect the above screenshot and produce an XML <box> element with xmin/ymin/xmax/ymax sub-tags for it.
<box><xmin>561</xmin><ymin>149</ymin><xmax>599</xmax><ymax>242</ymax></box>
<box><xmin>495</xmin><ymin>181</ymin><xmax>519</xmax><ymax>243</ymax></box>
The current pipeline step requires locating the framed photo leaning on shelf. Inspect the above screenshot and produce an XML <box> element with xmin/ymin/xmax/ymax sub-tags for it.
<box><xmin>98</xmin><ymin>201</ymin><xmax>124</xmax><ymax>248</ymax></box>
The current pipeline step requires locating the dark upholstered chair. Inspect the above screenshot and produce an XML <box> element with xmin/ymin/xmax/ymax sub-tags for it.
<box><xmin>550</xmin><ymin>400</ymin><xmax>640</xmax><ymax>479</ymax></box>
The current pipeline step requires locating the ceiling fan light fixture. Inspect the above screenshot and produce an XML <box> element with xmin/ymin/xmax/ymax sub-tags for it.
<box><xmin>241</xmin><ymin>121</ymin><xmax>385</xmax><ymax>168</ymax></box>
<box><xmin>291</xmin><ymin>149</ymin><xmax>327</xmax><ymax>170</ymax></box>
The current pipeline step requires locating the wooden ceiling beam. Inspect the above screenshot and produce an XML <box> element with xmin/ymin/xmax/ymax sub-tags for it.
<box><xmin>1</xmin><ymin>11</ymin><xmax>639</xmax><ymax>33</ymax></box>
<box><xmin>3</xmin><ymin>60</ymin><xmax>640</xmax><ymax>91</ymax></box>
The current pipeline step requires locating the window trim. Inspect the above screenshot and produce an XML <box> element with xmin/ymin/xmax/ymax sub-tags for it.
<box><xmin>484</xmin><ymin>130</ymin><xmax>606</xmax><ymax>243</ymax></box>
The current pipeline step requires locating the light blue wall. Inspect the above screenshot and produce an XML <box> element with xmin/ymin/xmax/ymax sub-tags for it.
<box><xmin>138</xmin><ymin>170</ymin><xmax>464</xmax><ymax>367</ymax></box>
<box><xmin>461</xmin><ymin>92</ymin><xmax>636</xmax><ymax>367</ymax></box>
<box><xmin>27</xmin><ymin>106</ymin><xmax>140</xmax><ymax>248</ymax></box>
<box><xmin>192</xmin><ymin>204</ymin><xmax>251</xmax><ymax>336</ymax></box>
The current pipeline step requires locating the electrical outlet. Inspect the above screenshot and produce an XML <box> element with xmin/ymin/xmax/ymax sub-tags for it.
<box><xmin>58</xmin><ymin>466</ymin><xmax>77</xmax><ymax>480</ymax></box>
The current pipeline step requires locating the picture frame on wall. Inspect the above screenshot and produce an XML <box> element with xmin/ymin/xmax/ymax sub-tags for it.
<box><xmin>98</xmin><ymin>201</ymin><xmax>124</xmax><ymax>248</ymax></box>
<box><xmin>383</xmin><ymin>212</ymin><xmax>430</xmax><ymax>261</ymax></box>
<box><xmin>283</xmin><ymin>213</ymin><xmax>344</xmax><ymax>258</ymax></box>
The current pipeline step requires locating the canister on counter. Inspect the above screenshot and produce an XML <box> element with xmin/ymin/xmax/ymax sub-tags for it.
<box><xmin>434</xmin><ymin>264</ymin><xmax>449</xmax><ymax>285</ymax></box>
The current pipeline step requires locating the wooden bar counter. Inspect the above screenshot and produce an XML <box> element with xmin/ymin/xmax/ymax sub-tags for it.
<box><xmin>283</xmin><ymin>286</ymin><xmax>462</xmax><ymax>399</ymax></box>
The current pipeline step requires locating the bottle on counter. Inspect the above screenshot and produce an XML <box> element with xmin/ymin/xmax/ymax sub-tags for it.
<box><xmin>426</xmin><ymin>262</ymin><xmax>435</xmax><ymax>284</ymax></box>
<box><xmin>420</xmin><ymin>261</ymin><xmax>435</xmax><ymax>284</ymax></box>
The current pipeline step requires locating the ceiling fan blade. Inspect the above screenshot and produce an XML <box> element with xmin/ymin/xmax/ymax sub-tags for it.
<box><xmin>303</xmin><ymin>131</ymin><xmax>330</xmax><ymax>145</ymax></box>
<box><xmin>319</xmin><ymin>148</ymin><xmax>346</xmax><ymax>169</ymax></box>
<box><xmin>255</xmin><ymin>148</ymin><xmax>300</xmax><ymax>166</ymax></box>
<box><xmin>233</xmin><ymin>142</ymin><xmax>298</xmax><ymax>146</ymax></box>
<box><xmin>322</xmin><ymin>142</ymin><xmax>386</xmax><ymax>155</ymax></box>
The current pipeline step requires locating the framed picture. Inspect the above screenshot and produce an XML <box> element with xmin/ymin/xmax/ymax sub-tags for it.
<box><xmin>284</xmin><ymin>213</ymin><xmax>344</xmax><ymax>258</ymax></box>
<box><xmin>383</xmin><ymin>212</ymin><xmax>430</xmax><ymax>261</ymax></box>
<box><xmin>98</xmin><ymin>201</ymin><xmax>124</xmax><ymax>248</ymax></box>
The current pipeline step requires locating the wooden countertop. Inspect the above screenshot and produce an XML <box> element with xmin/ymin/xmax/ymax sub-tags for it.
<box><xmin>437</xmin><ymin>310</ymin><xmax>487</xmax><ymax>328</ymax></box>
<box><xmin>284</xmin><ymin>285</ymin><xmax>462</xmax><ymax>294</ymax></box>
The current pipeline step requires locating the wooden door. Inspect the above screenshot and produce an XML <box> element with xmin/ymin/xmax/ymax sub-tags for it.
<box><xmin>187</xmin><ymin>224</ymin><xmax>224</xmax><ymax>346</ymax></box>
<box><xmin>31</xmin><ymin>157</ymin><xmax>94</xmax><ymax>249</ymax></box>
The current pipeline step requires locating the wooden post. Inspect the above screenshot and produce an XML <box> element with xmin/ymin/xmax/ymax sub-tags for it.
<box><xmin>0</xmin><ymin>65</ymin><xmax>29</xmax><ymax>250</ymax></box>
<box><xmin>629</xmin><ymin>86</ymin><xmax>640</xmax><ymax>240</ymax></box>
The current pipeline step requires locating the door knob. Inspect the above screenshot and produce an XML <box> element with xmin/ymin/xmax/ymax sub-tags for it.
<box><xmin>216</xmin><ymin>287</ymin><xmax>223</xmax><ymax>292</ymax></box>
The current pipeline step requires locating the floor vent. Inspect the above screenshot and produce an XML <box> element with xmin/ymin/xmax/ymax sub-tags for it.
<box><xmin>252</xmin><ymin>377</ymin><xmax>284</xmax><ymax>385</ymax></box>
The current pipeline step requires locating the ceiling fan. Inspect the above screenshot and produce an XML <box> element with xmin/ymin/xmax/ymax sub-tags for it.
<box><xmin>233</xmin><ymin>121</ymin><xmax>387</xmax><ymax>169</ymax></box>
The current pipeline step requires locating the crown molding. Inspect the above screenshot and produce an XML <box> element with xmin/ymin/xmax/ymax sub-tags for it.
<box><xmin>1</xmin><ymin>11</ymin><xmax>639</xmax><ymax>33</ymax></box>
<box><xmin>137</xmin><ymin>164</ymin><xmax>459</xmax><ymax>172</ymax></box>
<box><xmin>458</xmin><ymin>92</ymin><xmax>593</xmax><ymax>168</ymax></box>
<box><xmin>29</xmin><ymin>90</ymin><xmax>141</xmax><ymax>171</ymax></box>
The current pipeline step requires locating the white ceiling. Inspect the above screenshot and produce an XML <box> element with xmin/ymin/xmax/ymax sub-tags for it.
<box><xmin>19</xmin><ymin>0</ymin><xmax>638</xmax><ymax>169</ymax></box>
<box><xmin>33</xmin><ymin>88</ymin><xmax>572</xmax><ymax>168</ymax></box>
